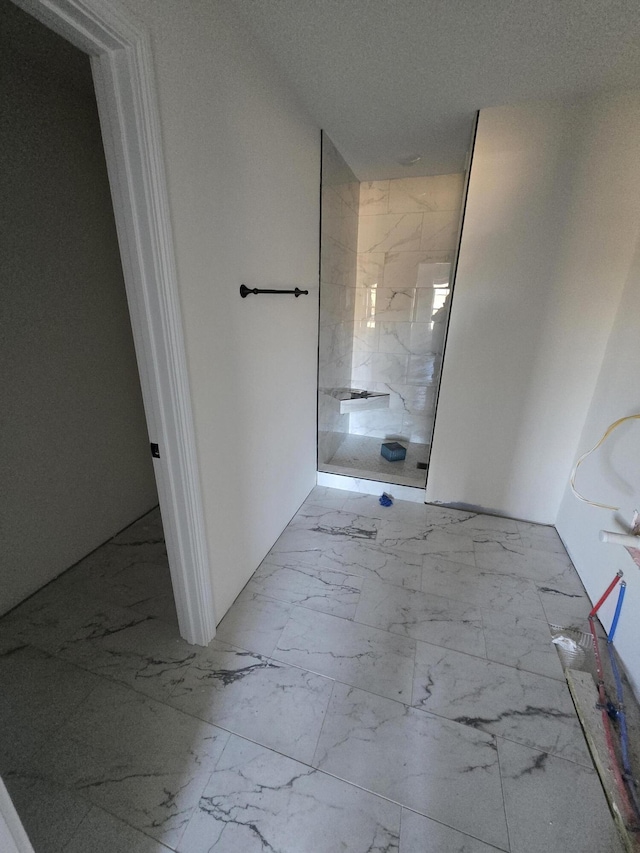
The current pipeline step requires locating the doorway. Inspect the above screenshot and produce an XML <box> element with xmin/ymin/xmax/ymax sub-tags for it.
<box><xmin>2</xmin><ymin>0</ymin><xmax>215</xmax><ymax>646</ymax></box>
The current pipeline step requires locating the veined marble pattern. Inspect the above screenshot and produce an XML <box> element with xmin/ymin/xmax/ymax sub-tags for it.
<box><xmin>357</xmin><ymin>213</ymin><xmax>424</xmax><ymax>254</ymax></box>
<box><xmin>179</xmin><ymin>736</ymin><xmax>401</xmax><ymax>852</ymax></box>
<box><xmin>313</xmin><ymin>683</ymin><xmax>509</xmax><ymax>850</ymax></box>
<box><xmin>355</xmin><ymin>578</ymin><xmax>486</xmax><ymax>656</ymax></box>
<box><xmin>412</xmin><ymin>642</ymin><xmax>590</xmax><ymax>765</ymax></box>
<box><xmin>498</xmin><ymin>739</ymin><xmax>624</xmax><ymax>853</ymax></box>
<box><xmin>275</xmin><ymin>606</ymin><xmax>416</xmax><ymax>701</ymax></box>
<box><xmin>246</xmin><ymin>556</ymin><xmax>363</xmax><ymax>618</ymax></box>
<box><xmin>33</xmin><ymin>680</ymin><xmax>230</xmax><ymax>847</ymax></box>
<box><xmin>167</xmin><ymin>639</ymin><xmax>333</xmax><ymax>763</ymax></box>
<box><xmin>0</xmin><ymin>493</ymin><xmax>615</xmax><ymax>853</ymax></box>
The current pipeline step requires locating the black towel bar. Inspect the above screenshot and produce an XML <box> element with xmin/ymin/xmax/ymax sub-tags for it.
<box><xmin>240</xmin><ymin>284</ymin><xmax>308</xmax><ymax>298</ymax></box>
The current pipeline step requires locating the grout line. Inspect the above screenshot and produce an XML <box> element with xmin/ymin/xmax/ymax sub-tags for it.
<box><xmin>494</xmin><ymin>737</ymin><xmax>514</xmax><ymax>853</ymax></box>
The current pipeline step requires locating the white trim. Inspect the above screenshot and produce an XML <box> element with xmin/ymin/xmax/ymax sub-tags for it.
<box><xmin>15</xmin><ymin>0</ymin><xmax>216</xmax><ymax>644</ymax></box>
<box><xmin>316</xmin><ymin>471</ymin><xmax>427</xmax><ymax>504</ymax></box>
<box><xmin>0</xmin><ymin>778</ymin><xmax>34</xmax><ymax>853</ymax></box>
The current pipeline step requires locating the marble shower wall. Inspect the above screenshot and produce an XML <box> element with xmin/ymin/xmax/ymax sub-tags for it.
<box><xmin>318</xmin><ymin>136</ymin><xmax>360</xmax><ymax>466</ymax></box>
<box><xmin>350</xmin><ymin>175</ymin><xmax>465</xmax><ymax>444</ymax></box>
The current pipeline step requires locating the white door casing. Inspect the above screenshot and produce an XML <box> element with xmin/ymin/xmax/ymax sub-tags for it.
<box><xmin>13</xmin><ymin>0</ymin><xmax>217</xmax><ymax>646</ymax></box>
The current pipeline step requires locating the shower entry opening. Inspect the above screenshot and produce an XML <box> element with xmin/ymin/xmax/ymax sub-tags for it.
<box><xmin>317</xmin><ymin>132</ymin><xmax>469</xmax><ymax>491</ymax></box>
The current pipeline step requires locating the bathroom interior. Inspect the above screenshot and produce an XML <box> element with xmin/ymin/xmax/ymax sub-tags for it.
<box><xmin>318</xmin><ymin>133</ymin><xmax>467</xmax><ymax>490</ymax></box>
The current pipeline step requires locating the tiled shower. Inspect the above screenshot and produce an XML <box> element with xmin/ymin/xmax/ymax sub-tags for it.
<box><xmin>318</xmin><ymin>135</ymin><xmax>465</xmax><ymax>488</ymax></box>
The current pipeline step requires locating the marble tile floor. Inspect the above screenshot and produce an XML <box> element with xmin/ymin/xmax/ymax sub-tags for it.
<box><xmin>0</xmin><ymin>489</ymin><xmax>624</xmax><ymax>852</ymax></box>
<box><xmin>322</xmin><ymin>433</ymin><xmax>430</xmax><ymax>488</ymax></box>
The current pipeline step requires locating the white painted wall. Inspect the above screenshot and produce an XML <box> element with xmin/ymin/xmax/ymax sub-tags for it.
<box><xmin>427</xmin><ymin>93</ymin><xmax>640</xmax><ymax>523</ymax></box>
<box><xmin>123</xmin><ymin>0</ymin><xmax>320</xmax><ymax>619</ymax></box>
<box><xmin>0</xmin><ymin>17</ymin><xmax>158</xmax><ymax>614</ymax></box>
<box><xmin>556</xmin><ymin>239</ymin><xmax>640</xmax><ymax>695</ymax></box>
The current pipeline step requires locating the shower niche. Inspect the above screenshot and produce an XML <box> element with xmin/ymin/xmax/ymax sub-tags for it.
<box><xmin>317</xmin><ymin>133</ymin><xmax>466</xmax><ymax>489</ymax></box>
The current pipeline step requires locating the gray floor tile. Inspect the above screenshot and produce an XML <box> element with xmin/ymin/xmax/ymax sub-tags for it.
<box><xmin>2</xmin><ymin>585</ymin><xmax>151</xmax><ymax>659</ymax></box>
<box><xmin>275</xmin><ymin>606</ymin><xmax>415</xmax><ymax>701</ymax></box>
<box><xmin>178</xmin><ymin>735</ymin><xmax>401</xmax><ymax>852</ymax></box>
<box><xmin>59</xmin><ymin>536</ymin><xmax>177</xmax><ymax>627</ymax></box>
<box><xmin>377</xmin><ymin>520</ymin><xmax>477</xmax><ymax>565</ymax></box>
<box><xmin>65</xmin><ymin>806</ymin><xmax>174</xmax><ymax>852</ymax></box>
<box><xmin>412</xmin><ymin>642</ymin><xmax>590</xmax><ymax>764</ymax></box>
<box><xmin>289</xmin><ymin>504</ymin><xmax>380</xmax><ymax>540</ymax></box>
<box><xmin>269</xmin><ymin>528</ymin><xmax>424</xmax><ymax>589</ymax></box>
<box><xmin>474</xmin><ymin>542</ymin><xmax>584</xmax><ymax>592</ymax></box>
<box><xmin>442</xmin><ymin>512</ymin><xmax>521</xmax><ymax>545</ymax></box>
<box><xmin>537</xmin><ymin>583</ymin><xmax>591</xmax><ymax>625</ymax></box>
<box><xmin>303</xmin><ymin>485</ymin><xmax>351</xmax><ymax>510</ymax></box>
<box><xmin>422</xmin><ymin>555</ymin><xmax>548</xmax><ymax>621</ymax></box>
<box><xmin>246</xmin><ymin>556</ymin><xmax>363</xmax><ymax>618</ymax></box>
<box><xmin>313</xmin><ymin>683</ymin><xmax>508</xmax><ymax>850</ymax></box>
<box><xmin>498</xmin><ymin>738</ymin><xmax>623</xmax><ymax>853</ymax></box>
<box><xmin>3</xmin><ymin>775</ymin><xmax>92</xmax><ymax>853</ymax></box>
<box><xmin>214</xmin><ymin>590</ymin><xmax>292</xmax><ymax>657</ymax></box>
<box><xmin>481</xmin><ymin>610</ymin><xmax>565</xmax><ymax>680</ymax></box>
<box><xmin>399</xmin><ymin>809</ymin><xmax>505</xmax><ymax>852</ymax></box>
<box><xmin>56</xmin><ymin>613</ymin><xmax>196</xmax><ymax>702</ymax></box>
<box><xmin>32</xmin><ymin>680</ymin><xmax>230</xmax><ymax>848</ymax></box>
<box><xmin>516</xmin><ymin>520</ymin><xmax>568</xmax><ymax>555</ymax></box>
<box><xmin>167</xmin><ymin>639</ymin><xmax>333</xmax><ymax>763</ymax></box>
<box><xmin>0</xmin><ymin>644</ymin><xmax>99</xmax><ymax>752</ymax></box>
<box><xmin>356</xmin><ymin>578</ymin><xmax>486</xmax><ymax>656</ymax></box>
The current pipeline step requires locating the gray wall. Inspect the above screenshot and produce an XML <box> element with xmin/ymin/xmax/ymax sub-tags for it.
<box><xmin>0</xmin><ymin>8</ymin><xmax>158</xmax><ymax>614</ymax></box>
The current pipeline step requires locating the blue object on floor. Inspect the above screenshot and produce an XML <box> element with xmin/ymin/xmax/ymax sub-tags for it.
<box><xmin>380</xmin><ymin>441</ymin><xmax>407</xmax><ymax>462</ymax></box>
<box><xmin>379</xmin><ymin>493</ymin><xmax>393</xmax><ymax>507</ymax></box>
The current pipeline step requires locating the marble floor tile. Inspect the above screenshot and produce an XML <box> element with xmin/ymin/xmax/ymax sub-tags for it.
<box><xmin>32</xmin><ymin>680</ymin><xmax>230</xmax><ymax>848</ymax></box>
<box><xmin>498</xmin><ymin>738</ymin><xmax>624</xmax><ymax>853</ymax></box>
<box><xmin>303</xmin><ymin>485</ymin><xmax>351</xmax><ymax>510</ymax></box>
<box><xmin>474</xmin><ymin>541</ymin><xmax>585</xmax><ymax>592</ymax></box>
<box><xmin>269</xmin><ymin>529</ymin><xmax>424</xmax><ymax>589</ymax></box>
<box><xmin>516</xmin><ymin>520</ymin><xmax>568</xmax><ymax>555</ymax></box>
<box><xmin>1</xmin><ymin>584</ymin><xmax>152</xmax><ymax>660</ymax></box>
<box><xmin>167</xmin><ymin>639</ymin><xmax>333</xmax><ymax>763</ymax></box>
<box><xmin>421</xmin><ymin>555</ymin><xmax>548</xmax><ymax>621</ymax></box>
<box><xmin>443</xmin><ymin>512</ymin><xmax>522</xmax><ymax>545</ymax></box>
<box><xmin>536</xmin><ymin>582</ymin><xmax>591</xmax><ymax>625</ymax></box>
<box><xmin>340</xmin><ymin>491</ymin><xmax>428</xmax><ymax>521</ymax></box>
<box><xmin>59</xmin><ymin>537</ymin><xmax>177</xmax><ymax>627</ymax></box>
<box><xmin>65</xmin><ymin>806</ymin><xmax>174</xmax><ymax>852</ymax></box>
<box><xmin>56</xmin><ymin>613</ymin><xmax>197</xmax><ymax>702</ymax></box>
<box><xmin>399</xmin><ymin>809</ymin><xmax>504</xmax><ymax>852</ymax></box>
<box><xmin>0</xmin><ymin>644</ymin><xmax>99</xmax><ymax>751</ymax></box>
<box><xmin>481</xmin><ymin>610</ymin><xmax>565</xmax><ymax>680</ymax></box>
<box><xmin>377</xmin><ymin>521</ymin><xmax>476</xmax><ymax>565</ymax></box>
<box><xmin>3</xmin><ymin>774</ymin><xmax>92</xmax><ymax>853</ymax></box>
<box><xmin>314</xmin><ymin>683</ymin><xmax>508</xmax><ymax>850</ymax></box>
<box><xmin>324</xmin><ymin>434</ymin><xmax>431</xmax><ymax>488</ymax></box>
<box><xmin>289</xmin><ymin>504</ymin><xmax>379</xmax><ymax>541</ymax></box>
<box><xmin>274</xmin><ymin>606</ymin><xmax>415</xmax><ymax>701</ymax></box>
<box><xmin>245</xmin><ymin>556</ymin><xmax>363</xmax><ymax>618</ymax></box>
<box><xmin>412</xmin><ymin>642</ymin><xmax>590</xmax><ymax>764</ymax></box>
<box><xmin>178</xmin><ymin>735</ymin><xmax>401</xmax><ymax>852</ymax></box>
<box><xmin>356</xmin><ymin>578</ymin><xmax>486</xmax><ymax>656</ymax></box>
<box><xmin>214</xmin><ymin>590</ymin><xmax>292</xmax><ymax>657</ymax></box>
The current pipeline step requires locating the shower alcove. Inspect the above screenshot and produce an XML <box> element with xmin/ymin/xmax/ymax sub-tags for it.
<box><xmin>317</xmin><ymin>133</ymin><xmax>466</xmax><ymax>491</ymax></box>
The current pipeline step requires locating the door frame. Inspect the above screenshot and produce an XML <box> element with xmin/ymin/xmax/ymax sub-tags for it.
<box><xmin>14</xmin><ymin>0</ymin><xmax>216</xmax><ymax>646</ymax></box>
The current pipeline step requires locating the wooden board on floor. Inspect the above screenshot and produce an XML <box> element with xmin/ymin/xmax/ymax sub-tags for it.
<box><xmin>566</xmin><ymin>668</ymin><xmax>638</xmax><ymax>853</ymax></box>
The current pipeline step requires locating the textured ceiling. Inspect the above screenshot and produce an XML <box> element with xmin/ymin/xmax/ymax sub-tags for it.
<box><xmin>230</xmin><ymin>0</ymin><xmax>640</xmax><ymax>179</ymax></box>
